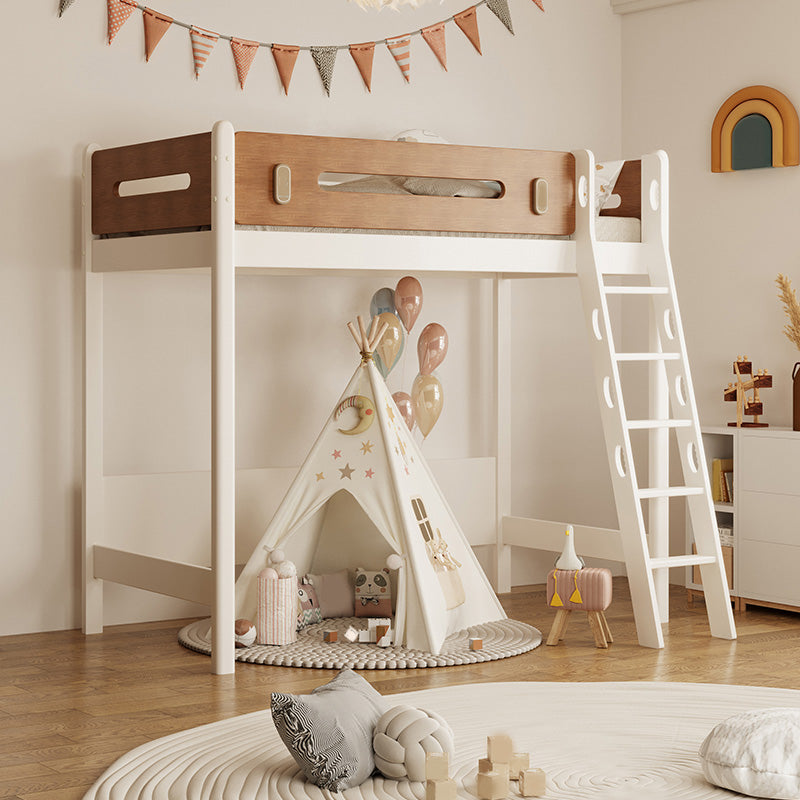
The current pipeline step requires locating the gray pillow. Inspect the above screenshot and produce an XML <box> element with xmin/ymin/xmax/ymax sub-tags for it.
<box><xmin>271</xmin><ymin>669</ymin><xmax>387</xmax><ymax>791</ymax></box>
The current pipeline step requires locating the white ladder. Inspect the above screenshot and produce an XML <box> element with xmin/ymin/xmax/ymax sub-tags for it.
<box><xmin>573</xmin><ymin>150</ymin><xmax>736</xmax><ymax>648</ymax></box>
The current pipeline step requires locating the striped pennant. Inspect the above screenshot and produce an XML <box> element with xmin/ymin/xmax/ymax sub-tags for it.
<box><xmin>421</xmin><ymin>22</ymin><xmax>447</xmax><ymax>71</ymax></box>
<box><xmin>190</xmin><ymin>26</ymin><xmax>219</xmax><ymax>78</ymax></box>
<box><xmin>386</xmin><ymin>36</ymin><xmax>411</xmax><ymax>83</ymax></box>
<box><xmin>143</xmin><ymin>8</ymin><xmax>172</xmax><ymax>62</ymax></box>
<box><xmin>454</xmin><ymin>6</ymin><xmax>482</xmax><ymax>55</ymax></box>
<box><xmin>486</xmin><ymin>0</ymin><xmax>514</xmax><ymax>34</ymax></box>
<box><xmin>271</xmin><ymin>44</ymin><xmax>299</xmax><ymax>94</ymax></box>
<box><xmin>311</xmin><ymin>46</ymin><xmax>338</xmax><ymax>97</ymax></box>
<box><xmin>58</xmin><ymin>0</ymin><xmax>75</xmax><ymax>17</ymax></box>
<box><xmin>107</xmin><ymin>0</ymin><xmax>136</xmax><ymax>45</ymax></box>
<box><xmin>231</xmin><ymin>37</ymin><xmax>259</xmax><ymax>89</ymax></box>
<box><xmin>349</xmin><ymin>42</ymin><xmax>375</xmax><ymax>92</ymax></box>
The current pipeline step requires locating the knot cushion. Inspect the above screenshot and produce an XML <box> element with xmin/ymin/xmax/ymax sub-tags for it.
<box><xmin>373</xmin><ymin>704</ymin><xmax>455</xmax><ymax>782</ymax></box>
<box><xmin>699</xmin><ymin>707</ymin><xmax>800</xmax><ymax>799</ymax></box>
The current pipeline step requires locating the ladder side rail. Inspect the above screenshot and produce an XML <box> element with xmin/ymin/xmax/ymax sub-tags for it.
<box><xmin>494</xmin><ymin>277</ymin><xmax>512</xmax><ymax>594</ymax></box>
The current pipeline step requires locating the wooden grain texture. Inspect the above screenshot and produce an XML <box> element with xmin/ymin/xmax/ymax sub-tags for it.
<box><xmin>4</xmin><ymin>580</ymin><xmax>800</xmax><ymax>798</ymax></box>
<box><xmin>234</xmin><ymin>132</ymin><xmax>576</xmax><ymax>235</ymax></box>
<box><xmin>599</xmin><ymin>159</ymin><xmax>641</xmax><ymax>219</ymax></box>
<box><xmin>91</xmin><ymin>133</ymin><xmax>212</xmax><ymax>235</ymax></box>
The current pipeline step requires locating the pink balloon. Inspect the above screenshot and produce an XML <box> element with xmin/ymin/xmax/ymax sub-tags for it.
<box><xmin>395</xmin><ymin>276</ymin><xmax>423</xmax><ymax>333</ymax></box>
<box><xmin>417</xmin><ymin>323</ymin><xmax>448</xmax><ymax>375</ymax></box>
<box><xmin>392</xmin><ymin>391</ymin><xmax>415</xmax><ymax>431</ymax></box>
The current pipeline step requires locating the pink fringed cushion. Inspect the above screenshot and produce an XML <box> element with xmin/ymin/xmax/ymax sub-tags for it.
<box><xmin>547</xmin><ymin>568</ymin><xmax>612</xmax><ymax>611</ymax></box>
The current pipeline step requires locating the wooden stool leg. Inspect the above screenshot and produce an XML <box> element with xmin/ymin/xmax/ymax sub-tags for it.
<box><xmin>587</xmin><ymin>611</ymin><xmax>608</xmax><ymax>648</ymax></box>
<box><xmin>546</xmin><ymin>609</ymin><xmax>571</xmax><ymax>646</ymax></box>
<box><xmin>598</xmin><ymin>610</ymin><xmax>613</xmax><ymax>644</ymax></box>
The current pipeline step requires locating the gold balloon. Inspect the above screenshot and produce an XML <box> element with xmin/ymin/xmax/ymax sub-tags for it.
<box><xmin>411</xmin><ymin>374</ymin><xmax>443</xmax><ymax>438</ymax></box>
<box><xmin>373</xmin><ymin>312</ymin><xmax>404</xmax><ymax>377</ymax></box>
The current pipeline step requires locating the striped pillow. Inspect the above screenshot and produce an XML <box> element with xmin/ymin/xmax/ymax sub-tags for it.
<box><xmin>271</xmin><ymin>669</ymin><xmax>387</xmax><ymax>791</ymax></box>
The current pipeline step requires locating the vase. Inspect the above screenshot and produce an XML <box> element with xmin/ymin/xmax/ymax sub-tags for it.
<box><xmin>794</xmin><ymin>362</ymin><xmax>800</xmax><ymax>432</ymax></box>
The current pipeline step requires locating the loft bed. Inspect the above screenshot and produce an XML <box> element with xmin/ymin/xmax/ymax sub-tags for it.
<box><xmin>83</xmin><ymin>121</ymin><xmax>671</xmax><ymax>675</ymax></box>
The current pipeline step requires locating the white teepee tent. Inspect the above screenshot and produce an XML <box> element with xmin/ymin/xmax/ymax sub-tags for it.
<box><xmin>235</xmin><ymin>319</ymin><xmax>506</xmax><ymax>655</ymax></box>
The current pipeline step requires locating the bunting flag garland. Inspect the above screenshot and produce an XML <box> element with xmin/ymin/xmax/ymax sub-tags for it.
<box><xmin>190</xmin><ymin>26</ymin><xmax>219</xmax><ymax>78</ymax></box>
<box><xmin>231</xmin><ymin>37</ymin><xmax>259</xmax><ymax>89</ymax></box>
<box><xmin>107</xmin><ymin>0</ymin><xmax>136</xmax><ymax>44</ymax></box>
<box><xmin>58</xmin><ymin>0</ymin><xmax>75</xmax><ymax>17</ymax></box>
<box><xmin>454</xmin><ymin>6</ymin><xmax>482</xmax><ymax>55</ymax></box>
<box><xmin>143</xmin><ymin>7</ymin><xmax>172</xmax><ymax>61</ymax></box>
<box><xmin>486</xmin><ymin>0</ymin><xmax>514</xmax><ymax>34</ymax></box>
<box><xmin>421</xmin><ymin>22</ymin><xmax>447</xmax><ymax>71</ymax></box>
<box><xmin>349</xmin><ymin>42</ymin><xmax>376</xmax><ymax>92</ymax></box>
<box><xmin>386</xmin><ymin>36</ymin><xmax>411</xmax><ymax>83</ymax></box>
<box><xmin>271</xmin><ymin>44</ymin><xmax>299</xmax><ymax>94</ymax></box>
<box><xmin>311</xmin><ymin>46</ymin><xmax>338</xmax><ymax>97</ymax></box>
<box><xmin>532</xmin><ymin>0</ymin><xmax>545</xmax><ymax>9</ymax></box>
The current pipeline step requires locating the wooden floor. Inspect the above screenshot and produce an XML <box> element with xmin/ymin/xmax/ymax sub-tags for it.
<box><xmin>2</xmin><ymin>579</ymin><xmax>800</xmax><ymax>799</ymax></box>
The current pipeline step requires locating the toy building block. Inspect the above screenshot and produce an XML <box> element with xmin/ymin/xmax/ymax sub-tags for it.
<box><xmin>487</xmin><ymin>734</ymin><xmax>513</xmax><ymax>764</ymax></box>
<box><xmin>510</xmin><ymin>752</ymin><xmax>530</xmax><ymax>779</ymax></box>
<box><xmin>520</xmin><ymin>768</ymin><xmax>546</xmax><ymax>797</ymax></box>
<box><xmin>344</xmin><ymin>625</ymin><xmax>359</xmax><ymax>642</ymax></box>
<box><xmin>426</xmin><ymin>752</ymin><xmax>450</xmax><ymax>781</ymax></box>
<box><xmin>476</xmin><ymin>771</ymin><xmax>508</xmax><ymax>800</ymax></box>
<box><xmin>375</xmin><ymin>623</ymin><xmax>390</xmax><ymax>641</ymax></box>
<box><xmin>323</xmin><ymin>629</ymin><xmax>338</xmax><ymax>643</ymax></box>
<box><xmin>377</xmin><ymin>630</ymin><xmax>392</xmax><ymax>647</ymax></box>
<box><xmin>426</xmin><ymin>778</ymin><xmax>457</xmax><ymax>800</ymax></box>
<box><xmin>358</xmin><ymin>629</ymin><xmax>371</xmax><ymax>643</ymax></box>
<box><xmin>469</xmin><ymin>637</ymin><xmax>483</xmax><ymax>650</ymax></box>
<box><xmin>478</xmin><ymin>758</ymin><xmax>509</xmax><ymax>780</ymax></box>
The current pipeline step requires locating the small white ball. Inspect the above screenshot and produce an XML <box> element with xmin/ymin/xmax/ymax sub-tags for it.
<box><xmin>258</xmin><ymin>566</ymin><xmax>279</xmax><ymax>580</ymax></box>
<box><xmin>275</xmin><ymin>560</ymin><xmax>297</xmax><ymax>578</ymax></box>
<box><xmin>386</xmin><ymin>554</ymin><xmax>404</xmax><ymax>571</ymax></box>
<box><xmin>269</xmin><ymin>549</ymin><xmax>285</xmax><ymax>565</ymax></box>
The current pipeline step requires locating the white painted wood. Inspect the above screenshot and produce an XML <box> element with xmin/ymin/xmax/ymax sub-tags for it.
<box><xmin>626</xmin><ymin>419</ymin><xmax>690</xmax><ymax>429</ymax></box>
<box><xmin>494</xmin><ymin>278</ymin><xmax>512</xmax><ymax>593</ymax></box>
<box><xmin>650</xmin><ymin>555</ymin><xmax>714</xmax><ymax>570</ymax></box>
<box><xmin>502</xmin><ymin>517</ymin><xmax>624</xmax><ymax>563</ymax></box>
<box><xmin>638</xmin><ymin>487</ymin><xmax>703</xmax><ymax>498</ymax></box>
<box><xmin>211</xmin><ymin>121</ymin><xmax>236</xmax><ymax>676</ymax></box>
<box><xmin>739</xmin><ymin>491</ymin><xmax>800</xmax><ymax>548</ymax></box>
<box><xmin>610</xmin><ymin>0</ymin><xmax>696</xmax><ymax>14</ymax></box>
<box><xmin>739</xmin><ymin>540</ymin><xmax>800</xmax><ymax>606</ymax></box>
<box><xmin>93</xmin><ymin>546</ymin><xmax>213</xmax><ymax>604</ymax></box>
<box><xmin>739</xmin><ymin>435</ymin><xmax>800</xmax><ymax>494</ymax></box>
<box><xmin>83</xmin><ymin>144</ymin><xmax>104</xmax><ymax>635</ymax></box>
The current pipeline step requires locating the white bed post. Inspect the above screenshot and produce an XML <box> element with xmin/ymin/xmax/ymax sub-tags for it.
<box><xmin>83</xmin><ymin>144</ymin><xmax>104</xmax><ymax>634</ymax></box>
<box><xmin>211</xmin><ymin>121</ymin><xmax>236</xmax><ymax>675</ymax></box>
<box><xmin>494</xmin><ymin>277</ymin><xmax>512</xmax><ymax>594</ymax></box>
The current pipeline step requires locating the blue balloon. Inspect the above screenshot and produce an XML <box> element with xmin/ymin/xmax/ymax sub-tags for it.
<box><xmin>370</xmin><ymin>287</ymin><xmax>396</xmax><ymax>319</ymax></box>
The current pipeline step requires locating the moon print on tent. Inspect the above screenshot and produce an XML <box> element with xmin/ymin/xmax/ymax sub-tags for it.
<box><xmin>410</xmin><ymin>496</ymin><xmax>465</xmax><ymax>609</ymax></box>
<box><xmin>335</xmin><ymin>395</ymin><xmax>375</xmax><ymax>435</ymax></box>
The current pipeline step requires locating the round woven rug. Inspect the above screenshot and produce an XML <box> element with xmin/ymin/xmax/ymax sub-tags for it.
<box><xmin>178</xmin><ymin>616</ymin><xmax>541</xmax><ymax>669</ymax></box>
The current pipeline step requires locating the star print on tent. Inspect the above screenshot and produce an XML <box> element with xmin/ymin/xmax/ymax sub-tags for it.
<box><xmin>339</xmin><ymin>463</ymin><xmax>355</xmax><ymax>480</ymax></box>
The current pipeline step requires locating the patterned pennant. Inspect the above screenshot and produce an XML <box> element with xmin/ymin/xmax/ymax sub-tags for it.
<box><xmin>190</xmin><ymin>26</ymin><xmax>219</xmax><ymax>78</ymax></box>
<box><xmin>231</xmin><ymin>38</ymin><xmax>259</xmax><ymax>89</ymax></box>
<box><xmin>486</xmin><ymin>0</ymin><xmax>514</xmax><ymax>35</ymax></box>
<box><xmin>107</xmin><ymin>0</ymin><xmax>136</xmax><ymax>45</ymax></box>
<box><xmin>421</xmin><ymin>22</ymin><xmax>447</xmax><ymax>71</ymax></box>
<box><xmin>271</xmin><ymin>44</ymin><xmax>299</xmax><ymax>94</ymax></box>
<box><xmin>58</xmin><ymin>0</ymin><xmax>75</xmax><ymax>17</ymax></box>
<box><xmin>386</xmin><ymin>36</ymin><xmax>411</xmax><ymax>83</ymax></box>
<box><xmin>143</xmin><ymin>8</ymin><xmax>172</xmax><ymax>62</ymax></box>
<box><xmin>532</xmin><ymin>0</ymin><xmax>545</xmax><ymax>9</ymax></box>
<box><xmin>349</xmin><ymin>42</ymin><xmax>375</xmax><ymax>92</ymax></box>
<box><xmin>311</xmin><ymin>46</ymin><xmax>337</xmax><ymax>97</ymax></box>
<box><xmin>454</xmin><ymin>7</ymin><xmax>482</xmax><ymax>55</ymax></box>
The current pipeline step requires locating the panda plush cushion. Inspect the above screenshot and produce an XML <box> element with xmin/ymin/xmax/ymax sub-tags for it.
<box><xmin>354</xmin><ymin>567</ymin><xmax>392</xmax><ymax>618</ymax></box>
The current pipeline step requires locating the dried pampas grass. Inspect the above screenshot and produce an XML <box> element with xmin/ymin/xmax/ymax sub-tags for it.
<box><xmin>347</xmin><ymin>0</ymin><xmax>440</xmax><ymax>9</ymax></box>
<box><xmin>776</xmin><ymin>273</ymin><xmax>800</xmax><ymax>351</ymax></box>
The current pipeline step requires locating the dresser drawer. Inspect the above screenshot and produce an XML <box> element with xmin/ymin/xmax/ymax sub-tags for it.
<box><xmin>739</xmin><ymin>491</ymin><xmax>800</xmax><ymax>546</ymax></box>
<box><xmin>738</xmin><ymin>539</ymin><xmax>800</xmax><ymax>606</ymax></box>
<box><xmin>739</xmin><ymin>435</ymin><xmax>800</xmax><ymax>495</ymax></box>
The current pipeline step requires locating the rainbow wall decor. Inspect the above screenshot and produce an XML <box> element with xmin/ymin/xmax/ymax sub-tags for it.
<box><xmin>712</xmin><ymin>86</ymin><xmax>800</xmax><ymax>172</ymax></box>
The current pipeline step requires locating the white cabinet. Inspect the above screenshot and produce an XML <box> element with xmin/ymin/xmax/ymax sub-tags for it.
<box><xmin>687</xmin><ymin>427</ymin><xmax>800</xmax><ymax>612</ymax></box>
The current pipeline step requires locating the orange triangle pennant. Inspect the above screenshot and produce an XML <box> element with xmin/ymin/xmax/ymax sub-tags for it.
<box><xmin>190</xmin><ymin>26</ymin><xmax>219</xmax><ymax>78</ymax></box>
<box><xmin>386</xmin><ymin>36</ymin><xmax>411</xmax><ymax>83</ymax></box>
<box><xmin>421</xmin><ymin>23</ymin><xmax>447</xmax><ymax>71</ymax></box>
<box><xmin>107</xmin><ymin>0</ymin><xmax>136</xmax><ymax>45</ymax></box>
<box><xmin>454</xmin><ymin>7</ymin><xmax>482</xmax><ymax>55</ymax></box>
<box><xmin>349</xmin><ymin>42</ymin><xmax>375</xmax><ymax>92</ymax></box>
<box><xmin>231</xmin><ymin>37</ymin><xmax>259</xmax><ymax>89</ymax></box>
<box><xmin>532</xmin><ymin>0</ymin><xmax>545</xmax><ymax>9</ymax></box>
<box><xmin>143</xmin><ymin>8</ymin><xmax>172</xmax><ymax>62</ymax></box>
<box><xmin>272</xmin><ymin>44</ymin><xmax>299</xmax><ymax>94</ymax></box>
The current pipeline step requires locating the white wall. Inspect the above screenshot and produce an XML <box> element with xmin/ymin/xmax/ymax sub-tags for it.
<box><xmin>620</xmin><ymin>0</ymin><xmax>800</xmax><ymax>565</ymax></box>
<box><xmin>0</xmin><ymin>0</ymin><xmax>622</xmax><ymax>635</ymax></box>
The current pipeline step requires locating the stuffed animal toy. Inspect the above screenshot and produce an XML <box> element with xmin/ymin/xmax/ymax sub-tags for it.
<box><xmin>297</xmin><ymin>578</ymin><xmax>322</xmax><ymax>629</ymax></box>
<box><xmin>354</xmin><ymin>567</ymin><xmax>392</xmax><ymax>618</ymax></box>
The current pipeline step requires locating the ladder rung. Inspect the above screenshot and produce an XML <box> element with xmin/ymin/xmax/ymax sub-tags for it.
<box><xmin>638</xmin><ymin>487</ymin><xmax>704</xmax><ymax>499</ymax></box>
<box><xmin>603</xmin><ymin>286</ymin><xmax>670</xmax><ymax>295</ymax></box>
<box><xmin>649</xmin><ymin>555</ymin><xmax>716</xmax><ymax>570</ymax></box>
<box><xmin>615</xmin><ymin>352</ymin><xmax>681</xmax><ymax>362</ymax></box>
<box><xmin>626</xmin><ymin>419</ymin><xmax>692</xmax><ymax>430</ymax></box>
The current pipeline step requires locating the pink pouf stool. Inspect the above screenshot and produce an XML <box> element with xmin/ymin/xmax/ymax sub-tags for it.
<box><xmin>546</xmin><ymin>568</ymin><xmax>613</xmax><ymax>648</ymax></box>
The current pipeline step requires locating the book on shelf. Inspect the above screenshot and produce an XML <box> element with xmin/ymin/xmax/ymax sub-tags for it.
<box><xmin>711</xmin><ymin>458</ymin><xmax>733</xmax><ymax>503</ymax></box>
<box><xmin>723</xmin><ymin>471</ymin><xmax>734</xmax><ymax>503</ymax></box>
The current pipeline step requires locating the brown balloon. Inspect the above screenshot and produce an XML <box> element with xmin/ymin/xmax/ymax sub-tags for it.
<box><xmin>392</xmin><ymin>391</ymin><xmax>415</xmax><ymax>431</ymax></box>
<box><xmin>417</xmin><ymin>322</ymin><xmax>448</xmax><ymax>375</ymax></box>
<box><xmin>395</xmin><ymin>276</ymin><xmax>423</xmax><ymax>333</ymax></box>
<box><xmin>412</xmin><ymin>374</ymin><xmax>443</xmax><ymax>438</ymax></box>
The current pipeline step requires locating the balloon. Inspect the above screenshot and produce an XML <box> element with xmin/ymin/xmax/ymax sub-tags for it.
<box><xmin>372</xmin><ymin>312</ymin><xmax>404</xmax><ymax>378</ymax></box>
<box><xmin>412</xmin><ymin>374</ymin><xmax>443</xmax><ymax>438</ymax></box>
<box><xmin>395</xmin><ymin>276</ymin><xmax>423</xmax><ymax>333</ymax></box>
<box><xmin>370</xmin><ymin>287</ymin><xmax>396</xmax><ymax>319</ymax></box>
<box><xmin>392</xmin><ymin>391</ymin><xmax>415</xmax><ymax>431</ymax></box>
<box><xmin>417</xmin><ymin>322</ymin><xmax>448</xmax><ymax>375</ymax></box>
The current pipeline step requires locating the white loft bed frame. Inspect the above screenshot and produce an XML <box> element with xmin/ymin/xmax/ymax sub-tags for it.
<box><xmin>83</xmin><ymin>121</ymin><xmax>677</xmax><ymax>675</ymax></box>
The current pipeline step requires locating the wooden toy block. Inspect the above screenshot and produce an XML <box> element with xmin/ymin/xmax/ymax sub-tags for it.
<box><xmin>520</xmin><ymin>768</ymin><xmax>546</xmax><ymax>797</ymax></box>
<box><xmin>344</xmin><ymin>626</ymin><xmax>359</xmax><ymax>642</ymax></box>
<box><xmin>375</xmin><ymin>624</ymin><xmax>390</xmax><ymax>641</ymax></box>
<box><xmin>377</xmin><ymin>630</ymin><xmax>392</xmax><ymax>647</ymax></box>
<box><xmin>426</xmin><ymin>752</ymin><xmax>450</xmax><ymax>781</ymax></box>
<box><xmin>323</xmin><ymin>629</ymin><xmax>337</xmax><ymax>642</ymax></box>
<box><xmin>478</xmin><ymin>759</ymin><xmax>509</xmax><ymax>779</ymax></box>
<box><xmin>469</xmin><ymin>637</ymin><xmax>483</xmax><ymax>650</ymax></box>
<box><xmin>358</xmin><ymin>629</ymin><xmax>371</xmax><ymax>643</ymax></box>
<box><xmin>510</xmin><ymin>752</ymin><xmax>530</xmax><ymax>779</ymax></box>
<box><xmin>426</xmin><ymin>778</ymin><xmax>457</xmax><ymax>800</ymax></box>
<box><xmin>476</xmin><ymin>771</ymin><xmax>508</xmax><ymax>800</ymax></box>
<box><xmin>487</xmin><ymin>734</ymin><xmax>513</xmax><ymax>764</ymax></box>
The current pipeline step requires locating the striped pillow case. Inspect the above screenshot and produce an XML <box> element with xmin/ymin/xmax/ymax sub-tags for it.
<box><xmin>271</xmin><ymin>669</ymin><xmax>387</xmax><ymax>791</ymax></box>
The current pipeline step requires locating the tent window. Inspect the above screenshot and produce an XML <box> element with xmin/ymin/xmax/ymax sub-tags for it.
<box><xmin>411</xmin><ymin>497</ymin><xmax>434</xmax><ymax>542</ymax></box>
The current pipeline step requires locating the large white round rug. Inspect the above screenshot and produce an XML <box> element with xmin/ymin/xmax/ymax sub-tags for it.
<box><xmin>82</xmin><ymin>681</ymin><xmax>800</xmax><ymax>799</ymax></box>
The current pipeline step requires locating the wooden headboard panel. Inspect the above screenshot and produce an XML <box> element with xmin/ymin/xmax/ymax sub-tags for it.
<box><xmin>599</xmin><ymin>159</ymin><xmax>641</xmax><ymax>219</ymax></box>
